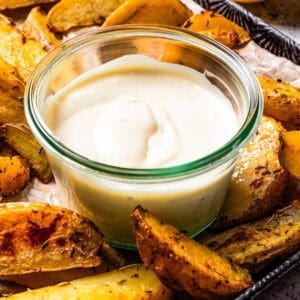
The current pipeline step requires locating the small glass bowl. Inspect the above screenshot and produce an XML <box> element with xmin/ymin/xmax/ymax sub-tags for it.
<box><xmin>25</xmin><ymin>25</ymin><xmax>263</xmax><ymax>249</ymax></box>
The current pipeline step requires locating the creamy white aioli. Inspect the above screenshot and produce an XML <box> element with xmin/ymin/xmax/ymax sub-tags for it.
<box><xmin>47</xmin><ymin>55</ymin><xmax>238</xmax><ymax>169</ymax></box>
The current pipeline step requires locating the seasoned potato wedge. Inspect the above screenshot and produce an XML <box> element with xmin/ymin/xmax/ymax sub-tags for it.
<box><xmin>0</xmin><ymin>124</ymin><xmax>52</xmax><ymax>183</ymax></box>
<box><xmin>205</xmin><ymin>201</ymin><xmax>300</xmax><ymax>273</ymax></box>
<box><xmin>0</xmin><ymin>94</ymin><xmax>25</xmax><ymax>125</ymax></box>
<box><xmin>4</xmin><ymin>264</ymin><xmax>172</xmax><ymax>300</ymax></box>
<box><xmin>258</xmin><ymin>76</ymin><xmax>300</xmax><ymax>126</ymax></box>
<box><xmin>214</xmin><ymin>116</ymin><xmax>288</xmax><ymax>229</ymax></box>
<box><xmin>22</xmin><ymin>7</ymin><xmax>61</xmax><ymax>52</ymax></box>
<box><xmin>0</xmin><ymin>56</ymin><xmax>24</xmax><ymax>99</ymax></box>
<box><xmin>183</xmin><ymin>11</ymin><xmax>250</xmax><ymax>48</ymax></box>
<box><xmin>0</xmin><ymin>14</ymin><xmax>24</xmax><ymax>66</ymax></box>
<box><xmin>47</xmin><ymin>0</ymin><xmax>125</xmax><ymax>32</ymax></box>
<box><xmin>0</xmin><ymin>156</ymin><xmax>30</xmax><ymax>198</ymax></box>
<box><xmin>16</xmin><ymin>39</ymin><xmax>47</xmax><ymax>82</ymax></box>
<box><xmin>102</xmin><ymin>0</ymin><xmax>192</xmax><ymax>28</ymax></box>
<box><xmin>133</xmin><ymin>206</ymin><xmax>253</xmax><ymax>300</ymax></box>
<box><xmin>281</xmin><ymin>131</ymin><xmax>300</xmax><ymax>180</ymax></box>
<box><xmin>0</xmin><ymin>0</ymin><xmax>56</xmax><ymax>10</ymax></box>
<box><xmin>0</xmin><ymin>202</ymin><xmax>103</xmax><ymax>275</ymax></box>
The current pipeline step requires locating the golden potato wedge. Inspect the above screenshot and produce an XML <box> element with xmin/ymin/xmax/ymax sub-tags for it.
<box><xmin>47</xmin><ymin>0</ymin><xmax>125</xmax><ymax>32</ymax></box>
<box><xmin>0</xmin><ymin>56</ymin><xmax>24</xmax><ymax>99</ymax></box>
<box><xmin>0</xmin><ymin>124</ymin><xmax>52</xmax><ymax>183</ymax></box>
<box><xmin>214</xmin><ymin>116</ymin><xmax>288</xmax><ymax>229</ymax></box>
<box><xmin>0</xmin><ymin>13</ymin><xmax>24</xmax><ymax>66</ymax></box>
<box><xmin>258</xmin><ymin>76</ymin><xmax>300</xmax><ymax>126</ymax></box>
<box><xmin>0</xmin><ymin>202</ymin><xmax>103</xmax><ymax>276</ymax></box>
<box><xmin>16</xmin><ymin>39</ymin><xmax>47</xmax><ymax>82</ymax></box>
<box><xmin>183</xmin><ymin>11</ymin><xmax>250</xmax><ymax>49</ymax></box>
<box><xmin>22</xmin><ymin>7</ymin><xmax>61</xmax><ymax>52</ymax></box>
<box><xmin>0</xmin><ymin>1</ymin><xmax>56</xmax><ymax>10</ymax></box>
<box><xmin>0</xmin><ymin>94</ymin><xmax>25</xmax><ymax>125</ymax></box>
<box><xmin>205</xmin><ymin>201</ymin><xmax>300</xmax><ymax>274</ymax></box>
<box><xmin>133</xmin><ymin>206</ymin><xmax>253</xmax><ymax>300</ymax></box>
<box><xmin>0</xmin><ymin>156</ymin><xmax>30</xmax><ymax>198</ymax></box>
<box><xmin>4</xmin><ymin>264</ymin><xmax>172</xmax><ymax>300</ymax></box>
<box><xmin>102</xmin><ymin>0</ymin><xmax>192</xmax><ymax>28</ymax></box>
<box><xmin>281</xmin><ymin>131</ymin><xmax>300</xmax><ymax>180</ymax></box>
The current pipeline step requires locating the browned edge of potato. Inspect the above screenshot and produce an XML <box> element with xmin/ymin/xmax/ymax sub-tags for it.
<box><xmin>47</xmin><ymin>0</ymin><xmax>125</xmax><ymax>32</ymax></box>
<box><xmin>132</xmin><ymin>206</ymin><xmax>253</xmax><ymax>300</ymax></box>
<box><xmin>205</xmin><ymin>200</ymin><xmax>300</xmax><ymax>274</ymax></box>
<box><xmin>182</xmin><ymin>11</ymin><xmax>251</xmax><ymax>49</ymax></box>
<box><xmin>0</xmin><ymin>202</ymin><xmax>103</xmax><ymax>276</ymax></box>
<box><xmin>0</xmin><ymin>1</ymin><xmax>56</xmax><ymax>10</ymax></box>
<box><xmin>102</xmin><ymin>0</ymin><xmax>192</xmax><ymax>28</ymax></box>
<box><xmin>258</xmin><ymin>75</ymin><xmax>300</xmax><ymax>126</ymax></box>
<box><xmin>214</xmin><ymin>116</ymin><xmax>288</xmax><ymax>230</ymax></box>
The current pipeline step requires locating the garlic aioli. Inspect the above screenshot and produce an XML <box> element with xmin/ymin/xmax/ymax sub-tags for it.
<box><xmin>47</xmin><ymin>55</ymin><xmax>238</xmax><ymax>169</ymax></box>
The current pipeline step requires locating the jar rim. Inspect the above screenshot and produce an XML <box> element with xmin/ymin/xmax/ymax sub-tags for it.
<box><xmin>25</xmin><ymin>25</ymin><xmax>263</xmax><ymax>178</ymax></box>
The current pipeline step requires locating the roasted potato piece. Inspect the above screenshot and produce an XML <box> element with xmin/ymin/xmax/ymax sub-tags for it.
<box><xmin>258</xmin><ymin>76</ymin><xmax>300</xmax><ymax>126</ymax></box>
<box><xmin>16</xmin><ymin>39</ymin><xmax>47</xmax><ymax>82</ymax></box>
<box><xmin>0</xmin><ymin>56</ymin><xmax>24</xmax><ymax>99</ymax></box>
<box><xmin>22</xmin><ymin>7</ymin><xmax>61</xmax><ymax>52</ymax></box>
<box><xmin>0</xmin><ymin>0</ymin><xmax>56</xmax><ymax>10</ymax></box>
<box><xmin>281</xmin><ymin>131</ymin><xmax>300</xmax><ymax>180</ymax></box>
<box><xmin>5</xmin><ymin>264</ymin><xmax>172</xmax><ymax>300</ymax></box>
<box><xmin>0</xmin><ymin>156</ymin><xmax>30</xmax><ymax>198</ymax></box>
<box><xmin>0</xmin><ymin>124</ymin><xmax>52</xmax><ymax>183</ymax></box>
<box><xmin>133</xmin><ymin>206</ymin><xmax>253</xmax><ymax>300</ymax></box>
<box><xmin>47</xmin><ymin>0</ymin><xmax>125</xmax><ymax>32</ymax></box>
<box><xmin>205</xmin><ymin>201</ymin><xmax>300</xmax><ymax>273</ymax></box>
<box><xmin>182</xmin><ymin>11</ymin><xmax>250</xmax><ymax>48</ymax></box>
<box><xmin>0</xmin><ymin>202</ymin><xmax>103</xmax><ymax>275</ymax></box>
<box><xmin>102</xmin><ymin>0</ymin><xmax>192</xmax><ymax>28</ymax></box>
<box><xmin>214</xmin><ymin>116</ymin><xmax>288</xmax><ymax>229</ymax></box>
<box><xmin>0</xmin><ymin>14</ymin><xmax>24</xmax><ymax>66</ymax></box>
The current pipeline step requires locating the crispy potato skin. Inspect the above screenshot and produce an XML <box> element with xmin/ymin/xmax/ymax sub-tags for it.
<box><xmin>205</xmin><ymin>201</ymin><xmax>300</xmax><ymax>273</ymax></box>
<box><xmin>0</xmin><ymin>202</ymin><xmax>103</xmax><ymax>275</ymax></box>
<box><xmin>4</xmin><ymin>265</ymin><xmax>173</xmax><ymax>300</ymax></box>
<box><xmin>133</xmin><ymin>206</ymin><xmax>252</xmax><ymax>300</ymax></box>
<box><xmin>214</xmin><ymin>116</ymin><xmax>288</xmax><ymax>229</ymax></box>
<box><xmin>47</xmin><ymin>0</ymin><xmax>125</xmax><ymax>32</ymax></box>
<box><xmin>0</xmin><ymin>156</ymin><xmax>30</xmax><ymax>198</ymax></box>
<box><xmin>22</xmin><ymin>7</ymin><xmax>61</xmax><ymax>52</ymax></box>
<box><xmin>0</xmin><ymin>0</ymin><xmax>56</xmax><ymax>10</ymax></box>
<box><xmin>102</xmin><ymin>0</ymin><xmax>192</xmax><ymax>28</ymax></box>
<box><xmin>258</xmin><ymin>76</ymin><xmax>300</xmax><ymax>126</ymax></box>
<box><xmin>182</xmin><ymin>11</ymin><xmax>250</xmax><ymax>49</ymax></box>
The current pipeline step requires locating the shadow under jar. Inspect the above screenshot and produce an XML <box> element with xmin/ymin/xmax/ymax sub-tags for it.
<box><xmin>25</xmin><ymin>25</ymin><xmax>263</xmax><ymax>249</ymax></box>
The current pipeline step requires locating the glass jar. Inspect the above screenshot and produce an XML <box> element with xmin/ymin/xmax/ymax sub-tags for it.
<box><xmin>25</xmin><ymin>25</ymin><xmax>263</xmax><ymax>249</ymax></box>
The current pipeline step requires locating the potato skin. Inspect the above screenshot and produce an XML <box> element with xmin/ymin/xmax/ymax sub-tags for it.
<box><xmin>133</xmin><ymin>206</ymin><xmax>253</xmax><ymax>300</ymax></box>
<box><xmin>205</xmin><ymin>201</ymin><xmax>300</xmax><ymax>273</ymax></box>
<box><xmin>258</xmin><ymin>76</ymin><xmax>300</xmax><ymax>126</ymax></box>
<box><xmin>0</xmin><ymin>202</ymin><xmax>103</xmax><ymax>275</ymax></box>
<box><xmin>0</xmin><ymin>0</ymin><xmax>56</xmax><ymax>10</ymax></box>
<box><xmin>0</xmin><ymin>156</ymin><xmax>30</xmax><ymax>198</ymax></box>
<box><xmin>214</xmin><ymin>116</ymin><xmax>288</xmax><ymax>229</ymax></box>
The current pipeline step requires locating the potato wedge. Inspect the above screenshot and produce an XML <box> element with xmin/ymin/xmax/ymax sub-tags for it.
<box><xmin>133</xmin><ymin>206</ymin><xmax>253</xmax><ymax>300</ymax></box>
<box><xmin>183</xmin><ymin>11</ymin><xmax>250</xmax><ymax>49</ymax></box>
<box><xmin>0</xmin><ymin>202</ymin><xmax>103</xmax><ymax>275</ymax></box>
<box><xmin>0</xmin><ymin>1</ymin><xmax>56</xmax><ymax>10</ymax></box>
<box><xmin>214</xmin><ymin>116</ymin><xmax>288</xmax><ymax>229</ymax></box>
<box><xmin>4</xmin><ymin>264</ymin><xmax>172</xmax><ymax>300</ymax></box>
<box><xmin>0</xmin><ymin>56</ymin><xmax>24</xmax><ymax>99</ymax></box>
<box><xmin>281</xmin><ymin>131</ymin><xmax>300</xmax><ymax>180</ymax></box>
<box><xmin>102</xmin><ymin>0</ymin><xmax>192</xmax><ymax>28</ymax></box>
<box><xmin>22</xmin><ymin>7</ymin><xmax>61</xmax><ymax>52</ymax></box>
<box><xmin>205</xmin><ymin>200</ymin><xmax>300</xmax><ymax>274</ymax></box>
<box><xmin>0</xmin><ymin>156</ymin><xmax>30</xmax><ymax>198</ymax></box>
<box><xmin>0</xmin><ymin>124</ymin><xmax>52</xmax><ymax>183</ymax></box>
<box><xmin>258</xmin><ymin>76</ymin><xmax>300</xmax><ymax>126</ymax></box>
<box><xmin>0</xmin><ymin>14</ymin><xmax>24</xmax><ymax>66</ymax></box>
<box><xmin>47</xmin><ymin>0</ymin><xmax>125</xmax><ymax>32</ymax></box>
<box><xmin>16</xmin><ymin>39</ymin><xmax>47</xmax><ymax>82</ymax></box>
